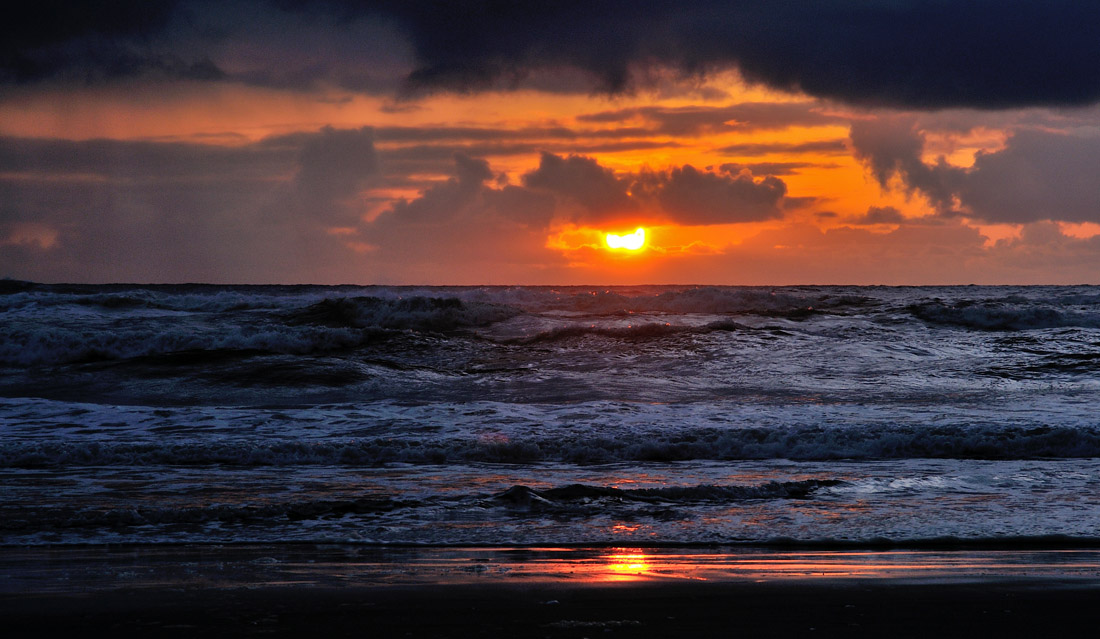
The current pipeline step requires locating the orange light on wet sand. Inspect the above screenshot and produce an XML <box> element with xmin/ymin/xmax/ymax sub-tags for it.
<box><xmin>605</xmin><ymin>551</ymin><xmax>652</xmax><ymax>581</ymax></box>
<box><xmin>605</xmin><ymin>227</ymin><xmax>646</xmax><ymax>251</ymax></box>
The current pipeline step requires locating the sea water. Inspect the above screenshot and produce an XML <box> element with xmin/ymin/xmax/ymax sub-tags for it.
<box><xmin>2</xmin><ymin>282</ymin><xmax>1099</xmax><ymax>546</ymax></box>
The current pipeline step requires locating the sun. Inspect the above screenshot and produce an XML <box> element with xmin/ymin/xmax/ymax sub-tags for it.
<box><xmin>605</xmin><ymin>227</ymin><xmax>646</xmax><ymax>251</ymax></box>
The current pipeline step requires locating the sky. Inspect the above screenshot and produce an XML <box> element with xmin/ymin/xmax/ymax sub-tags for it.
<box><xmin>3</xmin><ymin>0</ymin><xmax>1100</xmax><ymax>285</ymax></box>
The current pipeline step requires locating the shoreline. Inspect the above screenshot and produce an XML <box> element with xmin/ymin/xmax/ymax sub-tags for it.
<box><xmin>5</xmin><ymin>544</ymin><xmax>1100</xmax><ymax>637</ymax></box>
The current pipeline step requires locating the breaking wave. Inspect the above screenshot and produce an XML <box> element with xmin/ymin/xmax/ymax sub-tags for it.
<box><xmin>523</xmin><ymin>287</ymin><xmax>873</xmax><ymax>317</ymax></box>
<box><xmin>908</xmin><ymin>301</ymin><xmax>1100</xmax><ymax>331</ymax></box>
<box><xmin>0</xmin><ymin>481</ymin><xmax>840</xmax><ymax>533</ymax></box>
<box><xmin>0</xmin><ymin>295</ymin><xmax>519</xmax><ymax>366</ymax></box>
<box><xmin>494</xmin><ymin>320</ymin><xmax>750</xmax><ymax>344</ymax></box>
<box><xmin>286</xmin><ymin>296</ymin><xmax>519</xmax><ymax>331</ymax></box>
<box><xmin>5</xmin><ymin>423</ymin><xmax>1100</xmax><ymax>468</ymax></box>
<box><xmin>493</xmin><ymin>480</ymin><xmax>842</xmax><ymax>507</ymax></box>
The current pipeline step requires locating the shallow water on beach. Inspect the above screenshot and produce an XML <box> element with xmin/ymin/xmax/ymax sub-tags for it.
<box><xmin>3</xmin><ymin>283</ymin><xmax>1100</xmax><ymax>547</ymax></box>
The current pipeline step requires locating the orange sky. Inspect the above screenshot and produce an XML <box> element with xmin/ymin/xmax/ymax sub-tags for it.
<box><xmin>4</xmin><ymin>4</ymin><xmax>1100</xmax><ymax>284</ymax></box>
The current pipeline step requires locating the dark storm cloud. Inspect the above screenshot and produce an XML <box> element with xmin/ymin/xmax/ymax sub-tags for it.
<box><xmin>362</xmin><ymin>0</ymin><xmax>1100</xmax><ymax>108</ymax></box>
<box><xmin>850</xmin><ymin>120</ymin><xmax>1100</xmax><ymax>224</ymax></box>
<box><xmin>7</xmin><ymin>1</ymin><xmax>1100</xmax><ymax>109</ymax></box>
<box><xmin>0</xmin><ymin>0</ymin><xmax>223</xmax><ymax>85</ymax></box>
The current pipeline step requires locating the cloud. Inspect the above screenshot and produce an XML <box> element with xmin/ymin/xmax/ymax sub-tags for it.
<box><xmin>0</xmin><ymin>0</ymin><xmax>223</xmax><ymax>85</ymax></box>
<box><xmin>717</xmin><ymin>140</ymin><xmax>849</xmax><ymax>157</ymax></box>
<box><xmin>289</xmin><ymin>126</ymin><xmax>379</xmax><ymax>223</ymax></box>
<box><xmin>7</xmin><ymin>2</ymin><xmax>1100</xmax><ymax>109</ymax></box>
<box><xmin>367</xmin><ymin>151</ymin><xmax>792</xmax><ymax>256</ymax></box>
<box><xmin>372</xmin><ymin>1</ymin><xmax>1100</xmax><ymax>108</ymax></box>
<box><xmin>372</xmin><ymin>153</ymin><xmax>492</xmax><ymax>226</ymax></box>
<box><xmin>851</xmin><ymin>205</ymin><xmax>906</xmax><ymax>225</ymax></box>
<box><xmin>0</xmin><ymin>126</ymin><xmax>383</xmax><ymax>283</ymax></box>
<box><xmin>361</xmin><ymin>154</ymin><xmax>564</xmax><ymax>279</ymax></box>
<box><xmin>649</xmin><ymin>165</ymin><xmax>786</xmax><ymax>225</ymax></box>
<box><xmin>850</xmin><ymin>119</ymin><xmax>1100</xmax><ymax>224</ymax></box>
<box><xmin>985</xmin><ymin>222</ymin><xmax>1100</xmax><ymax>280</ymax></box>
<box><xmin>954</xmin><ymin>131</ymin><xmax>1100</xmax><ymax>224</ymax></box>
<box><xmin>718</xmin><ymin>162</ymin><xmax>821</xmax><ymax>176</ymax></box>
<box><xmin>521</xmin><ymin>152</ymin><xmax>636</xmax><ymax>218</ymax></box>
<box><xmin>575</xmin><ymin>102</ymin><xmax>843</xmax><ymax>135</ymax></box>
<box><xmin>849</xmin><ymin>117</ymin><xmax>959</xmax><ymax>210</ymax></box>
<box><xmin>518</xmin><ymin>153</ymin><xmax>789</xmax><ymax>226</ymax></box>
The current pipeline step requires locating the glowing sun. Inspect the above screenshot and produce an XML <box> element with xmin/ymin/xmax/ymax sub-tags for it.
<box><xmin>605</xmin><ymin>227</ymin><xmax>646</xmax><ymax>251</ymax></box>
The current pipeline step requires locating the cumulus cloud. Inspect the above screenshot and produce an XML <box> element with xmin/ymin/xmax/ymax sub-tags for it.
<box><xmin>7</xmin><ymin>2</ymin><xmax>1100</xmax><ymax>109</ymax></box>
<box><xmin>373</xmin><ymin>153</ymin><xmax>493</xmax><ymax>226</ymax></box>
<box><xmin>851</xmin><ymin>205</ymin><xmax>906</xmax><ymax>225</ymax></box>
<box><xmin>515</xmin><ymin>154</ymin><xmax>790</xmax><ymax>226</ymax></box>
<box><xmin>521</xmin><ymin>153</ymin><xmax>635</xmax><ymax>218</ymax></box>
<box><xmin>850</xmin><ymin>119</ymin><xmax>1100</xmax><ymax>224</ymax></box>
<box><xmin>371</xmin><ymin>151</ymin><xmax>791</xmax><ymax>236</ymax></box>
<box><xmin>649</xmin><ymin>165</ymin><xmax>786</xmax><ymax>225</ymax></box>
<box><xmin>361</xmin><ymin>154</ymin><xmax>563</xmax><ymax>279</ymax></box>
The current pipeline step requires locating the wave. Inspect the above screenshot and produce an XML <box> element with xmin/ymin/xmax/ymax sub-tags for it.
<box><xmin>0</xmin><ymin>295</ymin><xmax>518</xmax><ymax>366</ymax></box>
<box><xmin>0</xmin><ymin>497</ymin><xmax>410</xmax><ymax>532</ymax></box>
<box><xmin>0</xmin><ymin>283</ymin><xmax>875</xmax><ymax>318</ymax></box>
<box><xmin>494</xmin><ymin>321</ymin><xmax>745</xmax><ymax>344</ymax></box>
<box><xmin>908</xmin><ymin>301</ymin><xmax>1100</xmax><ymax>331</ymax></box>
<box><xmin>493</xmin><ymin>480</ymin><xmax>842</xmax><ymax>508</ymax></box>
<box><xmin>286</xmin><ymin>296</ymin><xmax>519</xmax><ymax>331</ymax></box>
<box><xmin>0</xmin><ymin>481</ymin><xmax>839</xmax><ymax>533</ymax></box>
<box><xmin>0</xmin><ymin>324</ymin><xmax>376</xmax><ymax>367</ymax></box>
<box><xmin>528</xmin><ymin>287</ymin><xmax>874</xmax><ymax>317</ymax></box>
<box><xmin>5</xmin><ymin>423</ymin><xmax>1099</xmax><ymax>468</ymax></box>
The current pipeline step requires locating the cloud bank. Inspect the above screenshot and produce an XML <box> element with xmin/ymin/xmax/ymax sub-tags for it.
<box><xmin>6</xmin><ymin>1</ymin><xmax>1100</xmax><ymax>109</ymax></box>
<box><xmin>850</xmin><ymin>119</ymin><xmax>1100</xmax><ymax>224</ymax></box>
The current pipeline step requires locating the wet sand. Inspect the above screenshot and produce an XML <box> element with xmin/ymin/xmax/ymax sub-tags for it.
<box><xmin>4</xmin><ymin>545</ymin><xmax>1100</xmax><ymax>637</ymax></box>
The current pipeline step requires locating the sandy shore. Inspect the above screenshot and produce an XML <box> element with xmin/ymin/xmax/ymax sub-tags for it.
<box><xmin>4</xmin><ymin>545</ymin><xmax>1100</xmax><ymax>637</ymax></box>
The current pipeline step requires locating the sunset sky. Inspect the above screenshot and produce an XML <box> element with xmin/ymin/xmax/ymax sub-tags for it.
<box><xmin>4</xmin><ymin>1</ymin><xmax>1100</xmax><ymax>285</ymax></box>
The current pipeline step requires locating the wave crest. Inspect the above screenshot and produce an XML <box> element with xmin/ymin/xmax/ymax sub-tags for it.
<box><xmin>5</xmin><ymin>423</ymin><xmax>1099</xmax><ymax>468</ymax></box>
<box><xmin>287</xmin><ymin>296</ymin><xmax>519</xmax><ymax>331</ymax></box>
<box><xmin>908</xmin><ymin>301</ymin><xmax>1100</xmax><ymax>330</ymax></box>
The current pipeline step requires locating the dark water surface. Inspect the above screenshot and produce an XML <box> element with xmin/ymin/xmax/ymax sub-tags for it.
<box><xmin>3</xmin><ymin>283</ymin><xmax>1100</xmax><ymax>546</ymax></box>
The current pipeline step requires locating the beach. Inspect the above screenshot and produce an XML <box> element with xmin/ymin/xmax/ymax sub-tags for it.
<box><xmin>5</xmin><ymin>544</ymin><xmax>1100</xmax><ymax>637</ymax></box>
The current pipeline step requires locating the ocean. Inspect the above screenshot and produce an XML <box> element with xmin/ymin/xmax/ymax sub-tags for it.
<box><xmin>3</xmin><ymin>282</ymin><xmax>1100</xmax><ymax>549</ymax></box>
